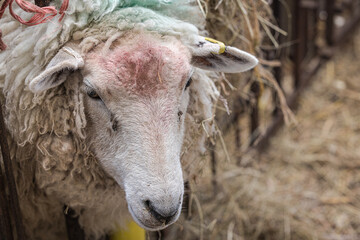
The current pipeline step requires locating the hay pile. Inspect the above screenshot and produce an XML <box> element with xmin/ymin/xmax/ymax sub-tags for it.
<box><xmin>169</xmin><ymin>23</ymin><xmax>360</xmax><ymax>240</ymax></box>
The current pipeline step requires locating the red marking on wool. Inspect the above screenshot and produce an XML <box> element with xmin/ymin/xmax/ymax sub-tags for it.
<box><xmin>0</xmin><ymin>0</ymin><xmax>68</xmax><ymax>51</ymax></box>
<box><xmin>95</xmin><ymin>39</ymin><xmax>191</xmax><ymax>96</ymax></box>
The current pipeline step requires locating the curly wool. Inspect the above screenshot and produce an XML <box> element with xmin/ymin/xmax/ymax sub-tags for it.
<box><xmin>0</xmin><ymin>1</ymin><xmax>218</xmax><ymax>239</ymax></box>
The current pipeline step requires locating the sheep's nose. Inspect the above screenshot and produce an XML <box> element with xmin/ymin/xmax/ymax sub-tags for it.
<box><xmin>144</xmin><ymin>200</ymin><xmax>179</xmax><ymax>224</ymax></box>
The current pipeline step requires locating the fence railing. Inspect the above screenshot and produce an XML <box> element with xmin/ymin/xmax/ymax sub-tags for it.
<box><xmin>213</xmin><ymin>0</ymin><xmax>360</xmax><ymax>154</ymax></box>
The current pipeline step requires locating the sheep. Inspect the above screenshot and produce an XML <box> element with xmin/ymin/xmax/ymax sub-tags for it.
<box><xmin>0</xmin><ymin>0</ymin><xmax>258</xmax><ymax>239</ymax></box>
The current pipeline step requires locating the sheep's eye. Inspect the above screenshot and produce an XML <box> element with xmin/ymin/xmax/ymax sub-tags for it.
<box><xmin>87</xmin><ymin>89</ymin><xmax>100</xmax><ymax>100</ymax></box>
<box><xmin>185</xmin><ymin>78</ymin><xmax>192</xmax><ymax>90</ymax></box>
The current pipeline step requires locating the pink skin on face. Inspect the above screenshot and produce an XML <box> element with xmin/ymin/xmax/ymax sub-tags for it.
<box><xmin>83</xmin><ymin>33</ymin><xmax>193</xmax><ymax>151</ymax></box>
<box><xmin>86</xmin><ymin>34</ymin><xmax>192</xmax><ymax>97</ymax></box>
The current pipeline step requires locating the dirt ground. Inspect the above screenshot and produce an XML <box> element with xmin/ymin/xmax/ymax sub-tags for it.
<box><xmin>173</xmin><ymin>27</ymin><xmax>360</xmax><ymax>240</ymax></box>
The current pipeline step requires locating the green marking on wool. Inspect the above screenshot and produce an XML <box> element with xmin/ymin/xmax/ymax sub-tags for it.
<box><xmin>82</xmin><ymin>0</ymin><xmax>199</xmax><ymax>18</ymax></box>
<box><xmin>58</xmin><ymin>0</ymin><xmax>204</xmax><ymax>39</ymax></box>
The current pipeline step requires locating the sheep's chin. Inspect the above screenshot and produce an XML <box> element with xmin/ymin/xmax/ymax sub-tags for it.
<box><xmin>128</xmin><ymin>204</ymin><xmax>172</xmax><ymax>231</ymax></box>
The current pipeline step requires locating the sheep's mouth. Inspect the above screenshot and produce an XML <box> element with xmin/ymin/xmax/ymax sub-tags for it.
<box><xmin>128</xmin><ymin>205</ymin><xmax>172</xmax><ymax>231</ymax></box>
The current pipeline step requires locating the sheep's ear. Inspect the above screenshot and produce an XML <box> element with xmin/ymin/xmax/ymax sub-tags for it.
<box><xmin>190</xmin><ymin>36</ymin><xmax>258</xmax><ymax>73</ymax></box>
<box><xmin>29</xmin><ymin>47</ymin><xmax>84</xmax><ymax>93</ymax></box>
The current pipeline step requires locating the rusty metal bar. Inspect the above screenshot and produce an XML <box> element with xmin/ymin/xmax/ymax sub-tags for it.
<box><xmin>293</xmin><ymin>1</ymin><xmax>306</xmax><ymax>89</ymax></box>
<box><xmin>0</xmin><ymin>100</ymin><xmax>25</xmax><ymax>240</ymax></box>
<box><xmin>326</xmin><ymin>0</ymin><xmax>335</xmax><ymax>46</ymax></box>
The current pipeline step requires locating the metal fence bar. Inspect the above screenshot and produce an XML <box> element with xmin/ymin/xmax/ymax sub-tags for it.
<box><xmin>0</xmin><ymin>147</ymin><xmax>13</xmax><ymax>240</ymax></box>
<box><xmin>249</xmin><ymin>81</ymin><xmax>260</xmax><ymax>146</ymax></box>
<box><xmin>218</xmin><ymin>0</ymin><xmax>360</xmax><ymax>152</ymax></box>
<box><xmin>293</xmin><ymin>1</ymin><xmax>306</xmax><ymax>89</ymax></box>
<box><xmin>0</xmin><ymin>100</ymin><xmax>25</xmax><ymax>240</ymax></box>
<box><xmin>255</xmin><ymin>56</ymin><xmax>323</xmax><ymax>151</ymax></box>
<box><xmin>210</xmin><ymin>142</ymin><xmax>217</xmax><ymax>194</ymax></box>
<box><xmin>326</xmin><ymin>0</ymin><xmax>335</xmax><ymax>45</ymax></box>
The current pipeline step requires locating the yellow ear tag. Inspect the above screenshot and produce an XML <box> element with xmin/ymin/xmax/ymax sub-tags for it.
<box><xmin>111</xmin><ymin>221</ymin><xmax>145</xmax><ymax>240</ymax></box>
<box><xmin>204</xmin><ymin>37</ymin><xmax>226</xmax><ymax>54</ymax></box>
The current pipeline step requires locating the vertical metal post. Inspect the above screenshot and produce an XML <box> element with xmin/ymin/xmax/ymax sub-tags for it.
<box><xmin>234</xmin><ymin>113</ymin><xmax>242</xmax><ymax>165</ymax></box>
<box><xmin>249</xmin><ymin>81</ymin><xmax>260</xmax><ymax>146</ymax></box>
<box><xmin>271</xmin><ymin>0</ymin><xmax>283</xmax><ymax>116</ymax></box>
<box><xmin>0</xmin><ymin>100</ymin><xmax>25</xmax><ymax>240</ymax></box>
<box><xmin>210</xmin><ymin>142</ymin><xmax>217</xmax><ymax>195</ymax></box>
<box><xmin>293</xmin><ymin>1</ymin><xmax>306</xmax><ymax>88</ymax></box>
<box><xmin>326</xmin><ymin>0</ymin><xmax>335</xmax><ymax>46</ymax></box>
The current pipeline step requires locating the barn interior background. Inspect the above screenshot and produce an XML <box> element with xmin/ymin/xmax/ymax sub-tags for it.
<box><xmin>1</xmin><ymin>0</ymin><xmax>360</xmax><ymax>239</ymax></box>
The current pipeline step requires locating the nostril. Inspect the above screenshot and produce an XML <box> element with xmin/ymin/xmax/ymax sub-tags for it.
<box><xmin>144</xmin><ymin>200</ymin><xmax>151</xmax><ymax>209</ymax></box>
<box><xmin>143</xmin><ymin>200</ymin><xmax>179</xmax><ymax>225</ymax></box>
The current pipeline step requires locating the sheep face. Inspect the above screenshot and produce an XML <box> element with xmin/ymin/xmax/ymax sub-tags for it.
<box><xmin>28</xmin><ymin>30</ymin><xmax>258</xmax><ymax>231</ymax></box>
<box><xmin>81</xmin><ymin>33</ymin><xmax>191</xmax><ymax>230</ymax></box>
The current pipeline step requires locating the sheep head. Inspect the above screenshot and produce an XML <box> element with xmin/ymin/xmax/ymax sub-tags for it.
<box><xmin>28</xmin><ymin>31</ymin><xmax>258</xmax><ymax>231</ymax></box>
